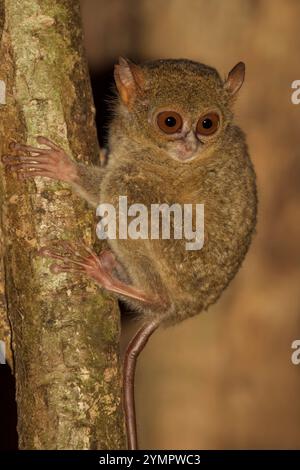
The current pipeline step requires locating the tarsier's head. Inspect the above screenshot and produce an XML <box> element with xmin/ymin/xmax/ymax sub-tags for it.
<box><xmin>113</xmin><ymin>57</ymin><xmax>245</xmax><ymax>163</ymax></box>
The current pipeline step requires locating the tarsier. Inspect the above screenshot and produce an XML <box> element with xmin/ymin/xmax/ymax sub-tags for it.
<box><xmin>2</xmin><ymin>58</ymin><xmax>257</xmax><ymax>449</ymax></box>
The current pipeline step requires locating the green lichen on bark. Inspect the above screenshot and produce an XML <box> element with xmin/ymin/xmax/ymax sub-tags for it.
<box><xmin>0</xmin><ymin>0</ymin><xmax>126</xmax><ymax>449</ymax></box>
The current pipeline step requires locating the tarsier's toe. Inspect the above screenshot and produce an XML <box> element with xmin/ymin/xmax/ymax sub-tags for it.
<box><xmin>50</xmin><ymin>263</ymin><xmax>63</xmax><ymax>274</ymax></box>
<box><xmin>36</xmin><ymin>136</ymin><xmax>61</xmax><ymax>151</ymax></box>
<box><xmin>2</xmin><ymin>154</ymin><xmax>16</xmax><ymax>162</ymax></box>
<box><xmin>38</xmin><ymin>247</ymin><xmax>53</xmax><ymax>257</ymax></box>
<box><xmin>9</xmin><ymin>141</ymin><xmax>18</xmax><ymax>150</ymax></box>
<box><xmin>37</xmin><ymin>136</ymin><xmax>48</xmax><ymax>145</ymax></box>
<box><xmin>38</xmin><ymin>247</ymin><xmax>69</xmax><ymax>261</ymax></box>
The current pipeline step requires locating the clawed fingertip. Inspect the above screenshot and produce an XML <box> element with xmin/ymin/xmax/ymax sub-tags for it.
<box><xmin>37</xmin><ymin>247</ymin><xmax>51</xmax><ymax>257</ymax></box>
<box><xmin>50</xmin><ymin>263</ymin><xmax>63</xmax><ymax>274</ymax></box>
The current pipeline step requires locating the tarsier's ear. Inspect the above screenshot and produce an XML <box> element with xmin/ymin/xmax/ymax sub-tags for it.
<box><xmin>114</xmin><ymin>57</ymin><xmax>145</xmax><ymax>106</ymax></box>
<box><xmin>224</xmin><ymin>62</ymin><xmax>245</xmax><ymax>97</ymax></box>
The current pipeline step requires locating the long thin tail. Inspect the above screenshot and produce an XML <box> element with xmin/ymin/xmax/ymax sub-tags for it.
<box><xmin>123</xmin><ymin>319</ymin><xmax>161</xmax><ymax>450</ymax></box>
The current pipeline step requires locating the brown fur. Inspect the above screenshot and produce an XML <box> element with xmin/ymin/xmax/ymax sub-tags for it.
<box><xmin>67</xmin><ymin>58</ymin><xmax>257</xmax><ymax>326</ymax></box>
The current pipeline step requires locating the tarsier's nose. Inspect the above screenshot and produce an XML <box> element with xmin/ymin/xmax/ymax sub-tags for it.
<box><xmin>176</xmin><ymin>148</ymin><xmax>198</xmax><ymax>162</ymax></box>
<box><xmin>176</xmin><ymin>131</ymin><xmax>199</xmax><ymax>160</ymax></box>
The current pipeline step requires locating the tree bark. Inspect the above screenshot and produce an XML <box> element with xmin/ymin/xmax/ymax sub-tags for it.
<box><xmin>0</xmin><ymin>0</ymin><xmax>126</xmax><ymax>449</ymax></box>
<box><xmin>0</xmin><ymin>229</ymin><xmax>13</xmax><ymax>369</ymax></box>
<box><xmin>0</xmin><ymin>0</ymin><xmax>13</xmax><ymax>370</ymax></box>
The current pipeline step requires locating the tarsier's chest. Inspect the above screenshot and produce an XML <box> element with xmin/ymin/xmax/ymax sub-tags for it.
<box><xmin>100</xmin><ymin>159</ymin><xmax>256</xmax><ymax>264</ymax></box>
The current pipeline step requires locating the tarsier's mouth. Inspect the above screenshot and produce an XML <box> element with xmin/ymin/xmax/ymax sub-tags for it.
<box><xmin>170</xmin><ymin>142</ymin><xmax>203</xmax><ymax>162</ymax></box>
<box><xmin>177</xmin><ymin>150</ymin><xmax>199</xmax><ymax>162</ymax></box>
<box><xmin>166</xmin><ymin>131</ymin><xmax>204</xmax><ymax>162</ymax></box>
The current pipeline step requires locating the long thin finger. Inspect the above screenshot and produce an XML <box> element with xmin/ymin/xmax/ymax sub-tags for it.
<box><xmin>18</xmin><ymin>170</ymin><xmax>55</xmax><ymax>179</ymax></box>
<box><xmin>60</xmin><ymin>240</ymin><xmax>80</xmax><ymax>255</ymax></box>
<box><xmin>8</xmin><ymin>163</ymin><xmax>53</xmax><ymax>172</ymax></box>
<box><xmin>37</xmin><ymin>136</ymin><xmax>62</xmax><ymax>151</ymax></box>
<box><xmin>10</xmin><ymin>143</ymin><xmax>50</xmax><ymax>154</ymax></box>
<box><xmin>3</xmin><ymin>155</ymin><xmax>51</xmax><ymax>165</ymax></box>
<box><xmin>40</xmin><ymin>248</ymin><xmax>86</xmax><ymax>265</ymax></box>
<box><xmin>78</xmin><ymin>242</ymin><xmax>101</xmax><ymax>266</ymax></box>
<box><xmin>39</xmin><ymin>247</ymin><xmax>91</xmax><ymax>269</ymax></box>
<box><xmin>55</xmin><ymin>241</ymin><xmax>89</xmax><ymax>263</ymax></box>
<box><xmin>71</xmin><ymin>241</ymin><xmax>93</xmax><ymax>259</ymax></box>
<box><xmin>50</xmin><ymin>263</ymin><xmax>85</xmax><ymax>274</ymax></box>
<box><xmin>59</xmin><ymin>241</ymin><xmax>87</xmax><ymax>260</ymax></box>
<box><xmin>38</xmin><ymin>249</ymin><xmax>67</xmax><ymax>261</ymax></box>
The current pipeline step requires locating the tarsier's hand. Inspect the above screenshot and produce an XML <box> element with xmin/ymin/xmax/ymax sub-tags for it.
<box><xmin>2</xmin><ymin>136</ymin><xmax>78</xmax><ymax>183</ymax></box>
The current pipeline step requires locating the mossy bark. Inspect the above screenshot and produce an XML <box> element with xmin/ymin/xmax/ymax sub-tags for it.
<box><xmin>0</xmin><ymin>0</ymin><xmax>126</xmax><ymax>449</ymax></box>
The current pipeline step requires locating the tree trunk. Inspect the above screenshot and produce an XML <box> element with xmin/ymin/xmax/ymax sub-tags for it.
<box><xmin>0</xmin><ymin>233</ymin><xmax>13</xmax><ymax>369</ymax></box>
<box><xmin>0</xmin><ymin>0</ymin><xmax>126</xmax><ymax>449</ymax></box>
<box><xmin>0</xmin><ymin>0</ymin><xmax>13</xmax><ymax>370</ymax></box>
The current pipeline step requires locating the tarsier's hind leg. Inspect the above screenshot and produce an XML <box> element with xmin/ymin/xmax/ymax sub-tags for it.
<box><xmin>39</xmin><ymin>241</ymin><xmax>163</xmax><ymax>449</ymax></box>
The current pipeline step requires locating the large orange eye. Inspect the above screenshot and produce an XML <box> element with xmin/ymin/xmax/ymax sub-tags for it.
<box><xmin>156</xmin><ymin>111</ymin><xmax>183</xmax><ymax>134</ymax></box>
<box><xmin>196</xmin><ymin>112</ymin><xmax>220</xmax><ymax>136</ymax></box>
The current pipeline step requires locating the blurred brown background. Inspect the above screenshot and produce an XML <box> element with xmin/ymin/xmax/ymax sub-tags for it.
<box><xmin>81</xmin><ymin>0</ymin><xmax>300</xmax><ymax>449</ymax></box>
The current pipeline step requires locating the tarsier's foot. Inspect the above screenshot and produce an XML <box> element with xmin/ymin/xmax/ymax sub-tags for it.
<box><xmin>2</xmin><ymin>136</ymin><xmax>78</xmax><ymax>183</ymax></box>
<box><xmin>39</xmin><ymin>241</ymin><xmax>103</xmax><ymax>279</ymax></box>
<box><xmin>39</xmin><ymin>242</ymin><xmax>160</xmax><ymax>305</ymax></box>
